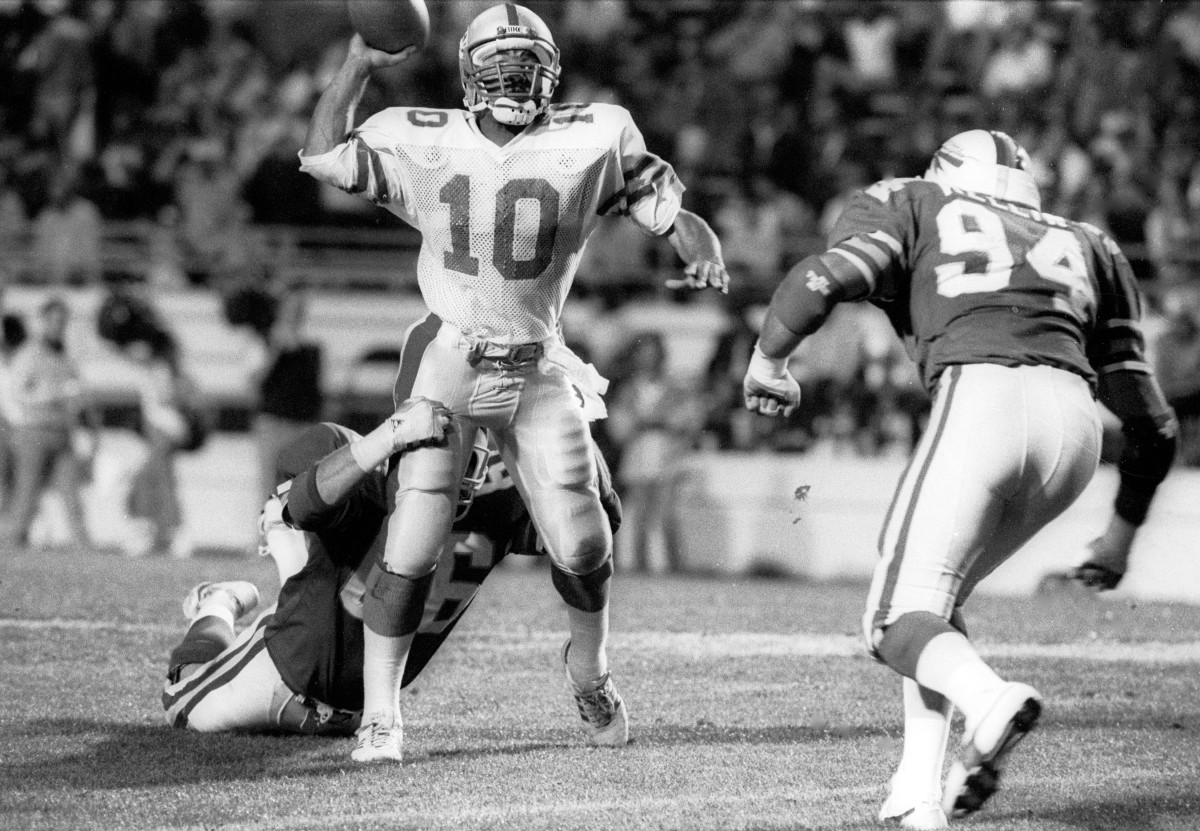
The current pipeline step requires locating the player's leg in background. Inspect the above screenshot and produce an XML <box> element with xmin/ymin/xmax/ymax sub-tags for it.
<box><xmin>496</xmin><ymin>368</ymin><xmax>627</xmax><ymax>746</ymax></box>
<box><xmin>51</xmin><ymin>437</ymin><xmax>93</xmax><ymax>547</ymax></box>
<box><xmin>1</xmin><ymin>425</ymin><xmax>58</xmax><ymax>547</ymax></box>
<box><xmin>162</xmin><ymin>584</ymin><xmax>285</xmax><ymax>732</ymax></box>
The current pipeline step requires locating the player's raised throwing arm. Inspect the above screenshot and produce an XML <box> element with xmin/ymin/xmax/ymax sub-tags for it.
<box><xmin>303</xmin><ymin>35</ymin><xmax>415</xmax><ymax>157</ymax></box>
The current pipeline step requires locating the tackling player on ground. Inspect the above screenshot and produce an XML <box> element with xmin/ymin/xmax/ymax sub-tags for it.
<box><xmin>743</xmin><ymin>130</ymin><xmax>1177</xmax><ymax>828</ymax></box>
<box><xmin>162</xmin><ymin>398</ymin><xmax>622</xmax><ymax>734</ymax></box>
<box><xmin>299</xmin><ymin>3</ymin><xmax>728</xmax><ymax>762</ymax></box>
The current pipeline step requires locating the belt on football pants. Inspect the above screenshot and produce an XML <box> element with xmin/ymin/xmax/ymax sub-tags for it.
<box><xmin>439</xmin><ymin>327</ymin><xmax>545</xmax><ymax>368</ymax></box>
<box><xmin>466</xmin><ymin>340</ymin><xmax>544</xmax><ymax>368</ymax></box>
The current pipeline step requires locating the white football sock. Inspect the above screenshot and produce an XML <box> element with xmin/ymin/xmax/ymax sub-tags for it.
<box><xmin>914</xmin><ymin>631</ymin><xmax>1006</xmax><ymax>726</ymax></box>
<box><xmin>194</xmin><ymin>604</ymin><xmax>236</xmax><ymax>632</ymax></box>
<box><xmin>565</xmin><ymin>606</ymin><xmax>609</xmax><ymax>689</ymax></box>
<box><xmin>362</xmin><ymin>629</ymin><xmax>414</xmax><ymax>723</ymax></box>
<box><xmin>895</xmin><ymin>677</ymin><xmax>954</xmax><ymax>795</ymax></box>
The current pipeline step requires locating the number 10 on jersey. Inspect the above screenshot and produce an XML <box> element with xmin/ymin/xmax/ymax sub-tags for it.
<box><xmin>440</xmin><ymin>175</ymin><xmax>561</xmax><ymax>281</ymax></box>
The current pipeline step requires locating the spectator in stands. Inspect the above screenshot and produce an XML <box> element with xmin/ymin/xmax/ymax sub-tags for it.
<box><xmin>605</xmin><ymin>331</ymin><xmax>701</xmax><ymax>573</ymax></box>
<box><xmin>17</xmin><ymin>0</ymin><xmax>96</xmax><ymax>161</ymax></box>
<box><xmin>713</xmin><ymin>174</ymin><xmax>815</xmax><ymax>294</ymax></box>
<box><xmin>575</xmin><ymin>214</ymin><xmax>655</xmax><ymax>305</ymax></box>
<box><xmin>1154</xmin><ymin>285</ymin><xmax>1200</xmax><ymax>466</ymax></box>
<box><xmin>246</xmin><ymin>288</ymin><xmax>324</xmax><ymax>511</ymax></box>
<box><xmin>0</xmin><ymin>300</ymin><xmax>27</xmax><ymax>513</ymax></box>
<box><xmin>122</xmin><ymin>325</ymin><xmax>203</xmax><ymax>559</ymax></box>
<box><xmin>165</xmin><ymin>138</ymin><xmax>259</xmax><ymax>284</ymax></box>
<box><xmin>0</xmin><ymin>146</ymin><xmax>30</xmax><ymax>265</ymax></box>
<box><xmin>1145</xmin><ymin>129</ymin><xmax>1200</xmax><ymax>283</ymax></box>
<box><xmin>0</xmin><ymin>296</ymin><xmax>96</xmax><ymax>550</ymax></box>
<box><xmin>700</xmin><ymin>300</ymin><xmax>771</xmax><ymax>451</ymax></box>
<box><xmin>30</xmin><ymin>164</ymin><xmax>102</xmax><ymax>284</ymax></box>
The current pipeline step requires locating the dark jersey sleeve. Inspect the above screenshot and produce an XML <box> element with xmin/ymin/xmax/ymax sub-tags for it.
<box><xmin>279</xmin><ymin>423</ymin><xmax>388</xmax><ymax>539</ymax></box>
<box><xmin>826</xmin><ymin>179</ymin><xmax>914</xmax><ymax>303</ymax></box>
<box><xmin>1079</xmin><ymin>223</ymin><xmax>1152</xmax><ymax>377</ymax></box>
<box><xmin>274</xmin><ymin>422</ymin><xmax>358</xmax><ymax>485</ymax></box>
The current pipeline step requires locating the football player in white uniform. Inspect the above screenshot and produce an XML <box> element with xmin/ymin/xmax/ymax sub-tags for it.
<box><xmin>299</xmin><ymin>3</ymin><xmax>728</xmax><ymax>762</ymax></box>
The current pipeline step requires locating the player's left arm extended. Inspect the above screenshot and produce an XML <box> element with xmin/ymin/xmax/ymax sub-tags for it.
<box><xmin>663</xmin><ymin>209</ymin><xmax>730</xmax><ymax>294</ymax></box>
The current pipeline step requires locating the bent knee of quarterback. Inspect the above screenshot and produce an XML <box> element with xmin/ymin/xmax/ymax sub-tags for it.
<box><xmin>551</xmin><ymin>558</ymin><xmax>613</xmax><ymax>613</ymax></box>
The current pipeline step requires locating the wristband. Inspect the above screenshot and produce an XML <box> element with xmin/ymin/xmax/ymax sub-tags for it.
<box><xmin>750</xmin><ymin>343</ymin><xmax>790</xmax><ymax>380</ymax></box>
<box><xmin>349</xmin><ymin>422</ymin><xmax>395</xmax><ymax>473</ymax></box>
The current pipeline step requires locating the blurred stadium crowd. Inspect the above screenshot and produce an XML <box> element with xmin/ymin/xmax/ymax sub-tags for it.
<box><xmin>0</xmin><ymin>0</ymin><xmax>1198</xmax><ymax>511</ymax></box>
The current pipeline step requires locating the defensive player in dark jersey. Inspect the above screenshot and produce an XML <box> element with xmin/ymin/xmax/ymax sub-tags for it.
<box><xmin>743</xmin><ymin>130</ymin><xmax>1178</xmax><ymax>829</ymax></box>
<box><xmin>161</xmin><ymin>398</ymin><xmax>621</xmax><ymax>734</ymax></box>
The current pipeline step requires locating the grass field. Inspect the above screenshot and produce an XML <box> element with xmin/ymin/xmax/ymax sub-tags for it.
<box><xmin>2</xmin><ymin>545</ymin><xmax>1199</xmax><ymax>831</ymax></box>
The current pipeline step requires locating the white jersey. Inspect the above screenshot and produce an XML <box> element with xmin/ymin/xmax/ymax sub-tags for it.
<box><xmin>300</xmin><ymin>102</ymin><xmax>684</xmax><ymax>344</ymax></box>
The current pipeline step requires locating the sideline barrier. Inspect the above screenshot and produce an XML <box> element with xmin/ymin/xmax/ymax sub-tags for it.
<box><xmin>51</xmin><ymin>439</ymin><xmax>1197</xmax><ymax>605</ymax></box>
<box><xmin>668</xmin><ymin>450</ymin><xmax>1200</xmax><ymax>604</ymax></box>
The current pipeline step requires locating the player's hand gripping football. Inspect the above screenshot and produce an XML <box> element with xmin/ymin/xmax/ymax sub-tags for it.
<box><xmin>743</xmin><ymin>347</ymin><xmax>800</xmax><ymax>418</ymax></box>
<box><xmin>347</xmin><ymin>33</ymin><xmax>418</xmax><ymax>71</ymax></box>
<box><xmin>388</xmin><ymin>396</ymin><xmax>453</xmax><ymax>452</ymax></box>
<box><xmin>665</xmin><ymin>260</ymin><xmax>730</xmax><ymax>294</ymax></box>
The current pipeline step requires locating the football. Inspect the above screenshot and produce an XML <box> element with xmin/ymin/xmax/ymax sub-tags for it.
<box><xmin>347</xmin><ymin>0</ymin><xmax>430</xmax><ymax>54</ymax></box>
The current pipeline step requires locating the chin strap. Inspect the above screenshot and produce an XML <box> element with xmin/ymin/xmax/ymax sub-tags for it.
<box><xmin>491</xmin><ymin>97</ymin><xmax>540</xmax><ymax>126</ymax></box>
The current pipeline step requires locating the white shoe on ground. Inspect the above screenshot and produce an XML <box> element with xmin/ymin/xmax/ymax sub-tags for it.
<box><xmin>351</xmin><ymin>712</ymin><xmax>403</xmax><ymax>763</ymax></box>
<box><xmin>561</xmin><ymin>639</ymin><xmax>629</xmax><ymax>747</ymax></box>
<box><xmin>878</xmin><ymin>781</ymin><xmax>948</xmax><ymax>829</ymax></box>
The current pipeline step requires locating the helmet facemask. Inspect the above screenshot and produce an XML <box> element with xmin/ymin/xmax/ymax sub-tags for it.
<box><xmin>459</xmin><ymin>5</ymin><xmax>560</xmax><ymax>127</ymax></box>
<box><xmin>455</xmin><ymin>430</ymin><xmax>493</xmax><ymax>521</ymax></box>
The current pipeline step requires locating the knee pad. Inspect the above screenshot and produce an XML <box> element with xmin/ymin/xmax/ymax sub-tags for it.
<box><xmin>550</xmin><ymin>559</ymin><xmax>612</xmax><ymax>613</ymax></box>
<box><xmin>363</xmin><ymin>562</ymin><xmax>434</xmax><ymax>637</ymax></box>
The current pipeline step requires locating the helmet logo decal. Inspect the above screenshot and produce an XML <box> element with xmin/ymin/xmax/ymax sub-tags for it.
<box><xmin>934</xmin><ymin>149</ymin><xmax>964</xmax><ymax>168</ymax></box>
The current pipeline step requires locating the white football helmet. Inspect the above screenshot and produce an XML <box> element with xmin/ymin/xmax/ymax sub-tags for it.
<box><xmin>459</xmin><ymin>3</ymin><xmax>560</xmax><ymax>127</ymax></box>
<box><xmin>924</xmin><ymin>129</ymin><xmax>1040</xmax><ymax>210</ymax></box>
<box><xmin>455</xmin><ymin>429</ymin><xmax>494</xmax><ymax>520</ymax></box>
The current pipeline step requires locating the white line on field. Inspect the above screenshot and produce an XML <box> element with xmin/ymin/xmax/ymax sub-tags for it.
<box><xmin>2</xmin><ymin>618</ymin><xmax>1198</xmax><ymax>663</ymax></box>
<box><xmin>207</xmin><ymin>783</ymin><xmax>882</xmax><ymax>831</ymax></box>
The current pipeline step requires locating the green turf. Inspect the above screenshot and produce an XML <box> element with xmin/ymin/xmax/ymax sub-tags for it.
<box><xmin>2</xmin><ymin>546</ymin><xmax>1198</xmax><ymax>830</ymax></box>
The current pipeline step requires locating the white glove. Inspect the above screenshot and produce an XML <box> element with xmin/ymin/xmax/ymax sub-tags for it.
<box><xmin>350</xmin><ymin>397</ymin><xmax>452</xmax><ymax>472</ymax></box>
<box><xmin>387</xmin><ymin>396</ymin><xmax>453</xmax><ymax>450</ymax></box>
<box><xmin>743</xmin><ymin>344</ymin><xmax>800</xmax><ymax>417</ymax></box>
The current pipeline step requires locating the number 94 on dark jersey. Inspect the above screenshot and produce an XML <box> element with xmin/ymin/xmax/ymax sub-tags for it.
<box><xmin>826</xmin><ymin>178</ymin><xmax>1149</xmax><ymax>394</ymax></box>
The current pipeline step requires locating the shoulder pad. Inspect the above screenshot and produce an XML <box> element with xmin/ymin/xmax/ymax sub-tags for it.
<box><xmin>860</xmin><ymin>177</ymin><xmax>924</xmax><ymax>204</ymax></box>
<box><xmin>357</xmin><ymin>107</ymin><xmax>462</xmax><ymax>138</ymax></box>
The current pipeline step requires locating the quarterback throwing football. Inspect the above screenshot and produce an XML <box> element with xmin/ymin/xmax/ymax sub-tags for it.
<box><xmin>744</xmin><ymin>130</ymin><xmax>1177</xmax><ymax>828</ymax></box>
<box><xmin>299</xmin><ymin>3</ymin><xmax>728</xmax><ymax>762</ymax></box>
